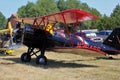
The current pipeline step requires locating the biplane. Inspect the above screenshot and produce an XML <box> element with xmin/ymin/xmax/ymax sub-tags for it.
<box><xmin>10</xmin><ymin>9</ymin><xmax>120</xmax><ymax>65</ymax></box>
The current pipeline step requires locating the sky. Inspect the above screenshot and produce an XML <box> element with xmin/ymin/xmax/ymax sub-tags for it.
<box><xmin>0</xmin><ymin>0</ymin><xmax>120</xmax><ymax>18</ymax></box>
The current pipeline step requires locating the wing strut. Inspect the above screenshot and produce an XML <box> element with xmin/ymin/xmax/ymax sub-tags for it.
<box><xmin>61</xmin><ymin>13</ymin><xmax>70</xmax><ymax>38</ymax></box>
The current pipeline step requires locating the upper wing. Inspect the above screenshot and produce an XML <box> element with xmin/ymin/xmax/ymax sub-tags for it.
<box><xmin>13</xmin><ymin>9</ymin><xmax>98</xmax><ymax>26</ymax></box>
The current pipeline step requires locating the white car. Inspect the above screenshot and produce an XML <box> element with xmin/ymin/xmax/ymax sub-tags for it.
<box><xmin>75</xmin><ymin>32</ymin><xmax>103</xmax><ymax>42</ymax></box>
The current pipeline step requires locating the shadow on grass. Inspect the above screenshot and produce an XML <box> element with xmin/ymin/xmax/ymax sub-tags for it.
<box><xmin>3</xmin><ymin>57</ymin><xmax>98</xmax><ymax>69</ymax></box>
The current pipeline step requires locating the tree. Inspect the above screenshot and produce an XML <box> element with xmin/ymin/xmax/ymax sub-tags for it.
<box><xmin>110</xmin><ymin>4</ymin><xmax>120</xmax><ymax>28</ymax></box>
<box><xmin>25</xmin><ymin>2</ymin><xmax>39</xmax><ymax>17</ymax></box>
<box><xmin>0</xmin><ymin>12</ymin><xmax>7</xmax><ymax>29</ymax></box>
<box><xmin>18</xmin><ymin>2</ymin><xmax>40</xmax><ymax>17</ymax></box>
<box><xmin>80</xmin><ymin>3</ymin><xmax>90</xmax><ymax>11</ymax></box>
<box><xmin>17</xmin><ymin>6</ymin><xmax>26</xmax><ymax>17</ymax></box>
<box><xmin>18</xmin><ymin>0</ymin><xmax>59</xmax><ymax>17</ymax></box>
<box><xmin>65</xmin><ymin>0</ymin><xmax>81</xmax><ymax>9</ymax></box>
<box><xmin>36</xmin><ymin>0</ymin><xmax>59</xmax><ymax>15</ymax></box>
<box><xmin>102</xmin><ymin>15</ymin><xmax>114</xmax><ymax>29</ymax></box>
<box><xmin>57</xmin><ymin>0</ymin><xmax>66</xmax><ymax>11</ymax></box>
<box><xmin>90</xmin><ymin>8</ymin><xmax>101</xmax><ymax>17</ymax></box>
<box><xmin>111</xmin><ymin>4</ymin><xmax>120</xmax><ymax>17</ymax></box>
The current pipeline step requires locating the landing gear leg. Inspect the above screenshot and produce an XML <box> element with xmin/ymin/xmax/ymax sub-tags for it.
<box><xmin>21</xmin><ymin>47</ymin><xmax>33</xmax><ymax>62</ymax></box>
<box><xmin>21</xmin><ymin>52</ymin><xmax>31</xmax><ymax>62</ymax></box>
<box><xmin>36</xmin><ymin>48</ymin><xmax>47</xmax><ymax>65</ymax></box>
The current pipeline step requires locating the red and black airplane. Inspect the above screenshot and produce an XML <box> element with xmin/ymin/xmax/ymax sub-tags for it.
<box><xmin>10</xmin><ymin>9</ymin><xmax>120</xmax><ymax>65</ymax></box>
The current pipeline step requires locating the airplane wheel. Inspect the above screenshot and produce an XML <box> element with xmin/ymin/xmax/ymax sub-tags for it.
<box><xmin>36</xmin><ymin>55</ymin><xmax>47</xmax><ymax>65</ymax></box>
<box><xmin>21</xmin><ymin>53</ymin><xmax>31</xmax><ymax>62</ymax></box>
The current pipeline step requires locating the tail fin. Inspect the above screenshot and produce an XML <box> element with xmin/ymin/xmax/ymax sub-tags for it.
<box><xmin>103</xmin><ymin>28</ymin><xmax>120</xmax><ymax>50</ymax></box>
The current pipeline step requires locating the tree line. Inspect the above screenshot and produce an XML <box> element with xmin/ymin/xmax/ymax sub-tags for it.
<box><xmin>0</xmin><ymin>0</ymin><xmax>120</xmax><ymax>30</ymax></box>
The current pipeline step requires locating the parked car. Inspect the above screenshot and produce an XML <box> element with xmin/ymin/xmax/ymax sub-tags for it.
<box><xmin>75</xmin><ymin>31</ymin><xmax>103</xmax><ymax>42</ymax></box>
<box><xmin>97</xmin><ymin>30</ymin><xmax>112</xmax><ymax>41</ymax></box>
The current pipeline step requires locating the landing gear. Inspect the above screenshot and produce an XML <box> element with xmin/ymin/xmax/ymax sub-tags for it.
<box><xmin>36</xmin><ymin>55</ymin><xmax>47</xmax><ymax>65</ymax></box>
<box><xmin>20</xmin><ymin>47</ymin><xmax>47</xmax><ymax>65</ymax></box>
<box><xmin>21</xmin><ymin>53</ymin><xmax>31</xmax><ymax>62</ymax></box>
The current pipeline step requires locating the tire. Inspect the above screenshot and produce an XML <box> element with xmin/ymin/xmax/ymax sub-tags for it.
<box><xmin>21</xmin><ymin>53</ymin><xmax>31</xmax><ymax>62</ymax></box>
<box><xmin>36</xmin><ymin>55</ymin><xmax>47</xmax><ymax>65</ymax></box>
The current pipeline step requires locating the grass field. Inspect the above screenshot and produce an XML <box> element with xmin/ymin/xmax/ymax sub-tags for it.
<box><xmin>0</xmin><ymin>46</ymin><xmax>120</xmax><ymax>80</ymax></box>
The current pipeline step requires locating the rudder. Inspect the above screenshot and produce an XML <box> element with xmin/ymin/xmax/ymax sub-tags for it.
<box><xmin>103</xmin><ymin>28</ymin><xmax>120</xmax><ymax>50</ymax></box>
